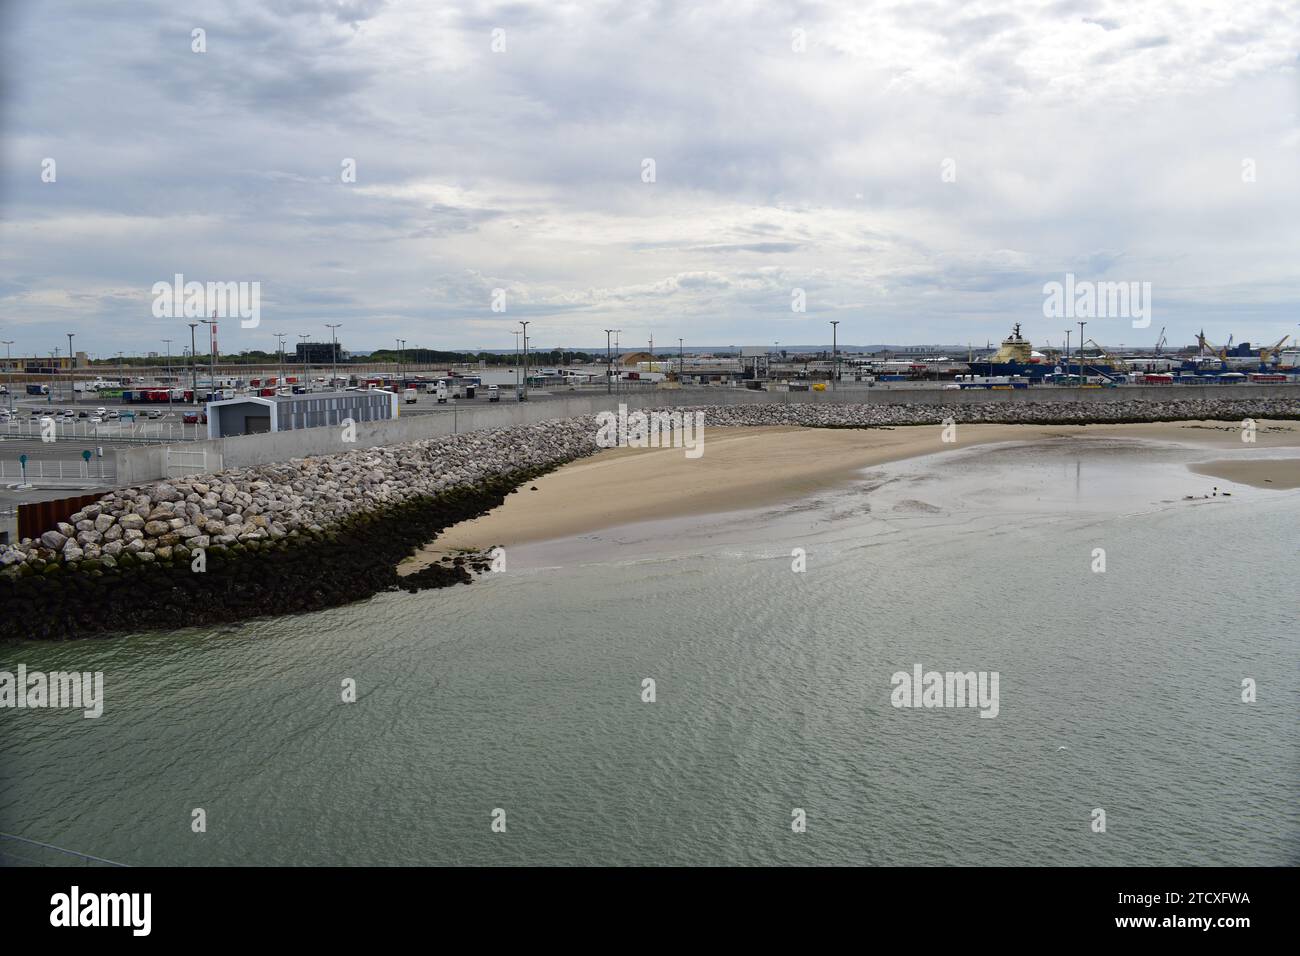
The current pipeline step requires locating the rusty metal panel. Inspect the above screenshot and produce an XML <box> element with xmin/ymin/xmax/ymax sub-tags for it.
<box><xmin>17</xmin><ymin>492</ymin><xmax>104</xmax><ymax>542</ymax></box>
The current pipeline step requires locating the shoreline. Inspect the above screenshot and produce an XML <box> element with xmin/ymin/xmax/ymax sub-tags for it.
<box><xmin>4</xmin><ymin>398</ymin><xmax>1298</xmax><ymax>639</ymax></box>
<box><xmin>402</xmin><ymin>419</ymin><xmax>1300</xmax><ymax>570</ymax></box>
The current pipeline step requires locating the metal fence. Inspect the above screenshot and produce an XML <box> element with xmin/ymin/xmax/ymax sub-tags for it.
<box><xmin>1</xmin><ymin>417</ymin><xmax>204</xmax><ymax>443</ymax></box>
<box><xmin>0</xmin><ymin>459</ymin><xmax>115</xmax><ymax>482</ymax></box>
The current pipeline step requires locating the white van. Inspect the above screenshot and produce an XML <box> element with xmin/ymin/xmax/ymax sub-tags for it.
<box><xmin>402</xmin><ymin>388</ymin><xmax>418</xmax><ymax>404</ymax></box>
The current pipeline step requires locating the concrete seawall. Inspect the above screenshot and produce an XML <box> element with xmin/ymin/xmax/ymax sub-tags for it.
<box><xmin>113</xmin><ymin>384</ymin><xmax>1300</xmax><ymax>485</ymax></box>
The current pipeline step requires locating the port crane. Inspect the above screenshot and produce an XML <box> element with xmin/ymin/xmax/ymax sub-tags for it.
<box><xmin>1152</xmin><ymin>327</ymin><xmax>1167</xmax><ymax>356</ymax></box>
<box><xmin>1259</xmin><ymin>334</ymin><xmax>1291</xmax><ymax>365</ymax></box>
<box><xmin>1075</xmin><ymin>338</ymin><xmax>1128</xmax><ymax>381</ymax></box>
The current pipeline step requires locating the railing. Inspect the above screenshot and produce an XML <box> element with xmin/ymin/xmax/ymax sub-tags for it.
<box><xmin>1</xmin><ymin>417</ymin><xmax>205</xmax><ymax>443</ymax></box>
<box><xmin>0</xmin><ymin>459</ymin><xmax>115</xmax><ymax>482</ymax></box>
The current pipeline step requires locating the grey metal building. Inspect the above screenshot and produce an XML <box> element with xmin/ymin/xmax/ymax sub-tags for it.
<box><xmin>206</xmin><ymin>390</ymin><xmax>398</xmax><ymax>438</ymax></box>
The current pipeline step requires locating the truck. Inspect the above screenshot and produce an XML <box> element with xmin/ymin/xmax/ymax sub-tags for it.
<box><xmin>435</xmin><ymin>381</ymin><xmax>448</xmax><ymax>404</ymax></box>
<box><xmin>402</xmin><ymin>388</ymin><xmax>418</xmax><ymax>404</ymax></box>
<box><xmin>26</xmin><ymin>384</ymin><xmax>49</xmax><ymax>395</ymax></box>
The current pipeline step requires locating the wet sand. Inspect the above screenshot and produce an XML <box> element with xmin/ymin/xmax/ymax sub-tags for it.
<box><xmin>1188</xmin><ymin>458</ymin><xmax>1300</xmax><ymax>489</ymax></box>
<box><xmin>396</xmin><ymin>419</ymin><xmax>1300</xmax><ymax>573</ymax></box>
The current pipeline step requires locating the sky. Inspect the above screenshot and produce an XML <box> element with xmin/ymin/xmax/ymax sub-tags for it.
<box><xmin>1</xmin><ymin>0</ymin><xmax>1298</xmax><ymax>357</ymax></box>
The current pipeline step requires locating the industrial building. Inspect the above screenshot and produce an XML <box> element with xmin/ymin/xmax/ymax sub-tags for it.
<box><xmin>206</xmin><ymin>390</ymin><xmax>398</xmax><ymax>438</ymax></box>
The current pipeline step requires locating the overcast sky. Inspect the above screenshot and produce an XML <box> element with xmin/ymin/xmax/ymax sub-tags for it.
<box><xmin>2</xmin><ymin>0</ymin><xmax>1297</xmax><ymax>357</ymax></box>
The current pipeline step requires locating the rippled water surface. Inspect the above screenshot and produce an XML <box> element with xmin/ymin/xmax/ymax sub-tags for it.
<box><xmin>2</xmin><ymin>438</ymin><xmax>1297</xmax><ymax>865</ymax></box>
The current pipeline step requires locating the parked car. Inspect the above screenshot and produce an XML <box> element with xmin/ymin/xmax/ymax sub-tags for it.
<box><xmin>146</xmin><ymin>409</ymin><xmax>162</xmax><ymax>419</ymax></box>
<box><xmin>182</xmin><ymin>410</ymin><xmax>208</xmax><ymax>425</ymax></box>
<box><xmin>95</xmin><ymin>407</ymin><xmax>107</xmax><ymax>416</ymax></box>
<box><xmin>487</xmin><ymin>385</ymin><xmax>500</xmax><ymax>402</ymax></box>
<box><xmin>78</xmin><ymin>410</ymin><xmax>89</xmax><ymax>418</ymax></box>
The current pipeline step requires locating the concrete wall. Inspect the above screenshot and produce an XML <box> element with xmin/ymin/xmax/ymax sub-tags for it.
<box><xmin>110</xmin><ymin>383</ymin><xmax>1298</xmax><ymax>484</ymax></box>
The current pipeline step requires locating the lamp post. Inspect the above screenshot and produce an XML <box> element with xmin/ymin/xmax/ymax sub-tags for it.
<box><xmin>189</xmin><ymin>323</ymin><xmax>199</xmax><ymax>403</ymax></box>
<box><xmin>830</xmin><ymin>320</ymin><xmax>839</xmax><ymax>391</ymax></box>
<box><xmin>66</xmin><ymin>332</ymin><xmax>75</xmax><ymax>404</ymax></box>
<box><xmin>678</xmin><ymin>337</ymin><xmax>684</xmax><ymax>384</ymax></box>
<box><xmin>274</xmin><ymin>332</ymin><xmax>287</xmax><ymax>390</ymax></box>
<box><xmin>519</xmin><ymin>321</ymin><xmax>529</xmax><ymax>401</ymax></box>
<box><xmin>605</xmin><ymin>330</ymin><xmax>616</xmax><ymax>393</ymax></box>
<box><xmin>199</xmin><ymin>318</ymin><xmax>217</xmax><ymax>398</ymax></box>
<box><xmin>1</xmin><ymin>340</ymin><xmax>12</xmax><ymax>412</ymax></box>
<box><xmin>50</xmin><ymin>347</ymin><xmax>58</xmax><ymax>404</ymax></box>
<box><xmin>1077</xmin><ymin>320</ymin><xmax>1087</xmax><ymax>384</ymax></box>
<box><xmin>512</xmin><ymin>331</ymin><xmax>521</xmax><ymax>393</ymax></box>
<box><xmin>162</xmin><ymin>339</ymin><xmax>173</xmax><ymax>409</ymax></box>
<box><xmin>299</xmin><ymin>333</ymin><xmax>310</xmax><ymax>379</ymax></box>
<box><xmin>326</xmin><ymin>324</ymin><xmax>341</xmax><ymax>389</ymax></box>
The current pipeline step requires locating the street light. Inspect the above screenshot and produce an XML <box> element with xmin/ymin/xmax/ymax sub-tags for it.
<box><xmin>679</xmin><ymin>337</ymin><xmax>684</xmax><ymax>384</ymax></box>
<box><xmin>1</xmin><ymin>340</ymin><xmax>12</xmax><ymax>412</ymax></box>
<box><xmin>199</xmin><ymin>318</ymin><xmax>217</xmax><ymax>398</ymax></box>
<box><xmin>519</xmin><ymin>321</ymin><xmax>529</xmax><ymax>401</ymax></box>
<box><xmin>1077</xmin><ymin>320</ymin><xmax>1087</xmax><ymax>385</ymax></box>
<box><xmin>274</xmin><ymin>332</ymin><xmax>287</xmax><ymax>389</ymax></box>
<box><xmin>188</xmin><ymin>323</ymin><xmax>199</xmax><ymax>404</ymax></box>
<box><xmin>830</xmin><ymin>320</ymin><xmax>839</xmax><ymax>392</ymax></box>
<box><xmin>162</xmin><ymin>339</ymin><xmax>173</xmax><ymax>408</ymax></box>
<box><xmin>512</xmin><ymin>331</ymin><xmax>521</xmax><ymax>392</ymax></box>
<box><xmin>66</xmin><ymin>332</ymin><xmax>75</xmax><ymax>404</ymax></box>
<box><xmin>326</xmin><ymin>324</ymin><xmax>342</xmax><ymax>389</ymax></box>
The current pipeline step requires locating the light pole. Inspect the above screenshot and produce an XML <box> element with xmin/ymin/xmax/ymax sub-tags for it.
<box><xmin>519</xmin><ymin>321</ymin><xmax>529</xmax><ymax>401</ymax></box>
<box><xmin>512</xmin><ymin>331</ymin><xmax>521</xmax><ymax>393</ymax></box>
<box><xmin>679</xmin><ymin>337</ymin><xmax>684</xmax><ymax>383</ymax></box>
<box><xmin>830</xmin><ymin>320</ymin><xmax>839</xmax><ymax>391</ymax></box>
<box><xmin>274</xmin><ymin>332</ymin><xmax>287</xmax><ymax>389</ymax></box>
<box><xmin>162</xmin><ymin>339</ymin><xmax>173</xmax><ymax>408</ymax></box>
<box><xmin>604</xmin><ymin>329</ymin><xmax>614</xmax><ymax>393</ymax></box>
<box><xmin>66</xmin><ymin>332</ymin><xmax>75</xmax><ymax>404</ymax></box>
<box><xmin>299</xmin><ymin>333</ymin><xmax>310</xmax><ymax>380</ymax></box>
<box><xmin>50</xmin><ymin>347</ymin><xmax>58</xmax><ymax>404</ymax></box>
<box><xmin>326</xmin><ymin>324</ymin><xmax>342</xmax><ymax>389</ymax></box>
<box><xmin>1077</xmin><ymin>320</ymin><xmax>1087</xmax><ymax>384</ymax></box>
<box><xmin>200</xmin><ymin>318</ymin><xmax>217</xmax><ymax>397</ymax></box>
<box><xmin>1</xmin><ymin>340</ymin><xmax>12</xmax><ymax>412</ymax></box>
<box><xmin>188</xmin><ymin>323</ymin><xmax>199</xmax><ymax>403</ymax></box>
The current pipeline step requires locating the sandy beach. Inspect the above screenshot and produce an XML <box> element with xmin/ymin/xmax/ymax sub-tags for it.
<box><xmin>398</xmin><ymin>419</ymin><xmax>1300</xmax><ymax>572</ymax></box>
<box><xmin>1189</xmin><ymin>458</ymin><xmax>1300</xmax><ymax>489</ymax></box>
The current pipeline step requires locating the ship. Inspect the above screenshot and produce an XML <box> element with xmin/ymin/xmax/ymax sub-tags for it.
<box><xmin>974</xmin><ymin>324</ymin><xmax>1126</xmax><ymax>381</ymax></box>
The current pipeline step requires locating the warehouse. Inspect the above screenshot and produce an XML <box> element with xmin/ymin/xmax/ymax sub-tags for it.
<box><xmin>206</xmin><ymin>390</ymin><xmax>398</xmax><ymax>438</ymax></box>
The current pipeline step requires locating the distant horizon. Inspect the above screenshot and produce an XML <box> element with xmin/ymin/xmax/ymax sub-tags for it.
<box><xmin>3</xmin><ymin>1</ymin><xmax>1297</xmax><ymax>356</ymax></box>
